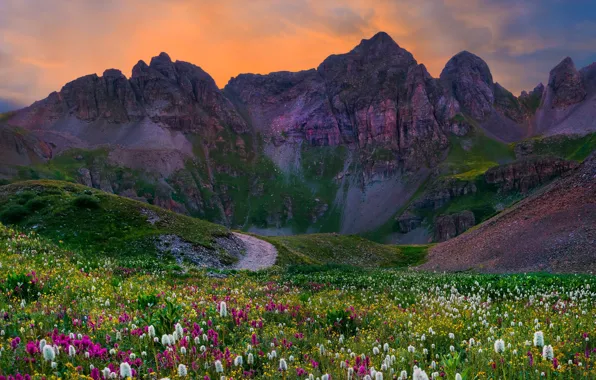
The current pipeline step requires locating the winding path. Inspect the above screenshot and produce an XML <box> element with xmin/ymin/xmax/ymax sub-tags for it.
<box><xmin>232</xmin><ymin>233</ymin><xmax>278</xmax><ymax>271</ymax></box>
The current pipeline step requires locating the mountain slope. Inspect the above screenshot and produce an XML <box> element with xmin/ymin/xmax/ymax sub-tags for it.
<box><xmin>1</xmin><ymin>32</ymin><xmax>595</xmax><ymax>239</ymax></box>
<box><xmin>420</xmin><ymin>152</ymin><xmax>596</xmax><ymax>273</ymax></box>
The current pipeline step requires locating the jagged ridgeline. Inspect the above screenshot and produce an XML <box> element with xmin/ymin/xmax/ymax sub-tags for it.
<box><xmin>1</xmin><ymin>32</ymin><xmax>595</xmax><ymax>242</ymax></box>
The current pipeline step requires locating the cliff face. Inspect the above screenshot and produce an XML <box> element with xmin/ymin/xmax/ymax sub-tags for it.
<box><xmin>1</xmin><ymin>32</ymin><xmax>594</xmax><ymax>236</ymax></box>
<box><xmin>225</xmin><ymin>32</ymin><xmax>450</xmax><ymax>173</ymax></box>
<box><xmin>485</xmin><ymin>157</ymin><xmax>578</xmax><ymax>192</ymax></box>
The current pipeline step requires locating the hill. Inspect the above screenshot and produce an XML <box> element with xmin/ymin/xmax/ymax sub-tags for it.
<box><xmin>420</xmin><ymin>152</ymin><xmax>596</xmax><ymax>273</ymax></box>
<box><xmin>0</xmin><ymin>180</ymin><xmax>426</xmax><ymax>269</ymax></box>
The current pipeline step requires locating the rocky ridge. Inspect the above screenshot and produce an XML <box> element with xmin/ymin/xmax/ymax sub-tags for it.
<box><xmin>1</xmin><ymin>32</ymin><xmax>595</xmax><ymax>237</ymax></box>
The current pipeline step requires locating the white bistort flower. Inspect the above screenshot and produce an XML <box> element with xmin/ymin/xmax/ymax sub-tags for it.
<box><xmin>215</xmin><ymin>360</ymin><xmax>224</xmax><ymax>373</ymax></box>
<box><xmin>279</xmin><ymin>358</ymin><xmax>288</xmax><ymax>371</ymax></box>
<box><xmin>542</xmin><ymin>345</ymin><xmax>554</xmax><ymax>360</ymax></box>
<box><xmin>494</xmin><ymin>339</ymin><xmax>505</xmax><ymax>354</ymax></box>
<box><xmin>177</xmin><ymin>364</ymin><xmax>187</xmax><ymax>377</ymax></box>
<box><xmin>120</xmin><ymin>362</ymin><xmax>132</xmax><ymax>378</ymax></box>
<box><xmin>413</xmin><ymin>367</ymin><xmax>430</xmax><ymax>380</ymax></box>
<box><xmin>43</xmin><ymin>345</ymin><xmax>56</xmax><ymax>361</ymax></box>
<box><xmin>219</xmin><ymin>301</ymin><xmax>227</xmax><ymax>318</ymax></box>
<box><xmin>534</xmin><ymin>331</ymin><xmax>544</xmax><ymax>347</ymax></box>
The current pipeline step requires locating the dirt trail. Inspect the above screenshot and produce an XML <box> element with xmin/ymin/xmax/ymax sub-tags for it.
<box><xmin>232</xmin><ymin>232</ymin><xmax>278</xmax><ymax>270</ymax></box>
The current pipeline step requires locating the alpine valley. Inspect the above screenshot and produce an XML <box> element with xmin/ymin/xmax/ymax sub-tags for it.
<box><xmin>1</xmin><ymin>31</ymin><xmax>595</xmax><ymax>259</ymax></box>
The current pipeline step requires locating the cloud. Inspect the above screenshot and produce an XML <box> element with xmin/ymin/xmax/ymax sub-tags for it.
<box><xmin>0</xmin><ymin>0</ymin><xmax>594</xmax><ymax>105</ymax></box>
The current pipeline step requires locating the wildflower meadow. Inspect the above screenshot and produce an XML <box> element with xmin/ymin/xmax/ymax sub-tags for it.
<box><xmin>1</xmin><ymin>225</ymin><xmax>595</xmax><ymax>379</ymax></box>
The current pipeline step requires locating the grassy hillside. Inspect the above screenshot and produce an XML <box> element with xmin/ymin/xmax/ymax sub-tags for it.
<box><xmin>0</xmin><ymin>180</ymin><xmax>230</xmax><ymax>268</ymax></box>
<box><xmin>264</xmin><ymin>233</ymin><xmax>430</xmax><ymax>268</ymax></box>
<box><xmin>0</xmin><ymin>180</ymin><xmax>427</xmax><ymax>269</ymax></box>
<box><xmin>518</xmin><ymin>132</ymin><xmax>596</xmax><ymax>162</ymax></box>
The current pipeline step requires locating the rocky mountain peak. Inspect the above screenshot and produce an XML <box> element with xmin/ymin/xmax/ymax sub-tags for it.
<box><xmin>546</xmin><ymin>56</ymin><xmax>586</xmax><ymax>108</ymax></box>
<box><xmin>440</xmin><ymin>51</ymin><xmax>495</xmax><ymax>120</ymax></box>
<box><xmin>103</xmin><ymin>69</ymin><xmax>126</xmax><ymax>78</ymax></box>
<box><xmin>149</xmin><ymin>52</ymin><xmax>177</xmax><ymax>80</ymax></box>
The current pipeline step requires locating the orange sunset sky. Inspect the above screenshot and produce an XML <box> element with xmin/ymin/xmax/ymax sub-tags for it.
<box><xmin>1</xmin><ymin>0</ymin><xmax>595</xmax><ymax>110</ymax></box>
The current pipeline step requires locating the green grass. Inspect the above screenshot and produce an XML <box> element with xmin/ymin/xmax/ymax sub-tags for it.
<box><xmin>442</xmin><ymin>127</ymin><xmax>515</xmax><ymax>180</ymax></box>
<box><xmin>0</xmin><ymin>180</ymin><xmax>228</xmax><ymax>265</ymax></box>
<box><xmin>518</xmin><ymin>133</ymin><xmax>596</xmax><ymax>162</ymax></box>
<box><xmin>268</xmin><ymin>233</ymin><xmax>430</xmax><ymax>268</ymax></box>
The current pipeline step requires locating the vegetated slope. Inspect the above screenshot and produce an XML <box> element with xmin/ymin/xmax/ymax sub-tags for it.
<box><xmin>0</xmin><ymin>180</ymin><xmax>244</xmax><ymax>269</ymax></box>
<box><xmin>421</xmin><ymin>152</ymin><xmax>596</xmax><ymax>273</ymax></box>
<box><xmin>263</xmin><ymin>233</ymin><xmax>430</xmax><ymax>268</ymax></box>
<box><xmin>0</xmin><ymin>180</ymin><xmax>425</xmax><ymax>269</ymax></box>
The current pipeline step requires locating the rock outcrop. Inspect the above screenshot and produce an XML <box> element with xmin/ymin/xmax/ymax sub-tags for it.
<box><xmin>485</xmin><ymin>157</ymin><xmax>578</xmax><ymax>192</ymax></box>
<box><xmin>433</xmin><ymin>211</ymin><xmax>475</xmax><ymax>242</ymax></box>
<box><xmin>544</xmin><ymin>57</ymin><xmax>586</xmax><ymax>109</ymax></box>
<box><xmin>412</xmin><ymin>178</ymin><xmax>477</xmax><ymax>210</ymax></box>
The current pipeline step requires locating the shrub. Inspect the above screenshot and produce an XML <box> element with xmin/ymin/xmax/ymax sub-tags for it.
<box><xmin>0</xmin><ymin>205</ymin><xmax>30</xmax><ymax>223</ymax></box>
<box><xmin>73</xmin><ymin>194</ymin><xmax>101</xmax><ymax>209</ymax></box>
<box><xmin>25</xmin><ymin>197</ymin><xmax>47</xmax><ymax>212</ymax></box>
<box><xmin>17</xmin><ymin>190</ymin><xmax>38</xmax><ymax>205</ymax></box>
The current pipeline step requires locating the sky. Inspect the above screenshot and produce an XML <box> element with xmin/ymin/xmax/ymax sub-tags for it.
<box><xmin>1</xmin><ymin>0</ymin><xmax>595</xmax><ymax>112</ymax></box>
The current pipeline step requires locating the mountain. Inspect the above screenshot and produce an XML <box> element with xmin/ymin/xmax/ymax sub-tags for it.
<box><xmin>1</xmin><ymin>32</ymin><xmax>595</xmax><ymax>242</ymax></box>
<box><xmin>421</xmin><ymin>151</ymin><xmax>596</xmax><ymax>273</ymax></box>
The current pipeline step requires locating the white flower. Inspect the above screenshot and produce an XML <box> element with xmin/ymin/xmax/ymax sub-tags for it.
<box><xmin>177</xmin><ymin>364</ymin><xmax>187</xmax><ymax>377</ymax></box>
<box><xmin>148</xmin><ymin>325</ymin><xmax>156</xmax><ymax>338</ymax></box>
<box><xmin>68</xmin><ymin>345</ymin><xmax>76</xmax><ymax>357</ymax></box>
<box><xmin>279</xmin><ymin>358</ymin><xmax>288</xmax><ymax>371</ymax></box>
<box><xmin>175</xmin><ymin>323</ymin><xmax>184</xmax><ymax>338</ymax></box>
<box><xmin>180</xmin><ymin>347</ymin><xmax>187</xmax><ymax>355</ymax></box>
<box><xmin>455</xmin><ymin>374</ymin><xmax>462</xmax><ymax>380</ymax></box>
<box><xmin>43</xmin><ymin>345</ymin><xmax>56</xmax><ymax>361</ymax></box>
<box><xmin>375</xmin><ymin>373</ymin><xmax>383</xmax><ymax>380</ymax></box>
<box><xmin>542</xmin><ymin>345</ymin><xmax>554</xmax><ymax>360</ymax></box>
<box><xmin>408</xmin><ymin>345</ymin><xmax>415</xmax><ymax>353</ymax></box>
<box><xmin>39</xmin><ymin>339</ymin><xmax>47</xmax><ymax>351</ymax></box>
<box><xmin>413</xmin><ymin>367</ymin><xmax>429</xmax><ymax>380</ymax></box>
<box><xmin>102</xmin><ymin>368</ymin><xmax>111</xmax><ymax>379</ymax></box>
<box><xmin>120</xmin><ymin>362</ymin><xmax>132</xmax><ymax>378</ymax></box>
<box><xmin>373</xmin><ymin>347</ymin><xmax>380</xmax><ymax>355</ymax></box>
<box><xmin>234</xmin><ymin>356</ymin><xmax>243</xmax><ymax>366</ymax></box>
<box><xmin>321</xmin><ymin>375</ymin><xmax>329</xmax><ymax>380</ymax></box>
<box><xmin>400</xmin><ymin>370</ymin><xmax>408</xmax><ymax>380</ymax></box>
<box><xmin>247</xmin><ymin>353</ymin><xmax>254</xmax><ymax>365</ymax></box>
<box><xmin>534</xmin><ymin>331</ymin><xmax>544</xmax><ymax>347</ymax></box>
<box><xmin>161</xmin><ymin>334</ymin><xmax>171</xmax><ymax>346</ymax></box>
<box><xmin>215</xmin><ymin>360</ymin><xmax>224</xmax><ymax>373</ymax></box>
<box><xmin>219</xmin><ymin>301</ymin><xmax>227</xmax><ymax>318</ymax></box>
<box><xmin>494</xmin><ymin>339</ymin><xmax>505</xmax><ymax>354</ymax></box>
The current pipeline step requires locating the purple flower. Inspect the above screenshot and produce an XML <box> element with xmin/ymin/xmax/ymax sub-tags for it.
<box><xmin>11</xmin><ymin>337</ymin><xmax>21</xmax><ymax>350</ymax></box>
